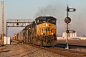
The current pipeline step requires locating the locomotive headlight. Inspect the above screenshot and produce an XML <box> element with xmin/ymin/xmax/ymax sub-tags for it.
<box><xmin>51</xmin><ymin>33</ymin><xmax>53</xmax><ymax>35</ymax></box>
<box><xmin>46</xmin><ymin>23</ymin><xmax>48</xmax><ymax>26</ymax></box>
<box><xmin>41</xmin><ymin>33</ymin><xmax>43</xmax><ymax>35</ymax></box>
<box><xmin>29</xmin><ymin>28</ymin><xmax>30</xmax><ymax>29</ymax></box>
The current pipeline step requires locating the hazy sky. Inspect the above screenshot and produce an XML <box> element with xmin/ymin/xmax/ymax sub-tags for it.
<box><xmin>0</xmin><ymin>0</ymin><xmax>86</xmax><ymax>37</ymax></box>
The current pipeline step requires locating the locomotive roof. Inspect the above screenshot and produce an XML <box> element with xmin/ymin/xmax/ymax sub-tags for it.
<box><xmin>35</xmin><ymin>16</ymin><xmax>56</xmax><ymax>20</ymax></box>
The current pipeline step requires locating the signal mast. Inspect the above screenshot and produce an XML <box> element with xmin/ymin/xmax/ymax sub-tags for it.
<box><xmin>65</xmin><ymin>5</ymin><xmax>76</xmax><ymax>49</ymax></box>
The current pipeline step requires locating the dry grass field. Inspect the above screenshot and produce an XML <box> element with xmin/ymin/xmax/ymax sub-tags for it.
<box><xmin>56</xmin><ymin>40</ymin><xmax>86</xmax><ymax>52</ymax></box>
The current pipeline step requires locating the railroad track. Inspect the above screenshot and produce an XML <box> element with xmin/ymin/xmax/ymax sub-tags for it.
<box><xmin>17</xmin><ymin>40</ymin><xmax>86</xmax><ymax>57</ymax></box>
<box><xmin>44</xmin><ymin>47</ymin><xmax>86</xmax><ymax>57</ymax></box>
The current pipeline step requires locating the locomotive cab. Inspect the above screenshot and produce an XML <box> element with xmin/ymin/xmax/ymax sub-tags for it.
<box><xmin>36</xmin><ymin>17</ymin><xmax>56</xmax><ymax>37</ymax></box>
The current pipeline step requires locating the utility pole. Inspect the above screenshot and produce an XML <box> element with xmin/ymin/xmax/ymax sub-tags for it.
<box><xmin>2</xmin><ymin>0</ymin><xmax>4</xmax><ymax>44</ymax></box>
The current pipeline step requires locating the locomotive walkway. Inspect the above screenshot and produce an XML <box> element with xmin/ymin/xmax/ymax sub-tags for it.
<box><xmin>0</xmin><ymin>40</ymin><xmax>66</xmax><ymax>57</ymax></box>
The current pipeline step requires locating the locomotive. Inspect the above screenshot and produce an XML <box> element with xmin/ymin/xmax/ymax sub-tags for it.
<box><xmin>13</xmin><ymin>16</ymin><xmax>57</xmax><ymax>46</ymax></box>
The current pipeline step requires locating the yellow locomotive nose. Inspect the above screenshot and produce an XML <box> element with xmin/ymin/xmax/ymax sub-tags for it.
<box><xmin>37</xmin><ymin>22</ymin><xmax>56</xmax><ymax>36</ymax></box>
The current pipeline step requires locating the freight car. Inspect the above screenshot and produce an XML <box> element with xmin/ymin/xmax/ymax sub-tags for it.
<box><xmin>16</xmin><ymin>16</ymin><xmax>57</xmax><ymax>46</ymax></box>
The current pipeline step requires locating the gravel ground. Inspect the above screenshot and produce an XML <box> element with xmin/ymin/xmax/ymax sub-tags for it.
<box><xmin>70</xmin><ymin>47</ymin><xmax>86</xmax><ymax>52</ymax></box>
<box><xmin>0</xmin><ymin>40</ymin><xmax>66</xmax><ymax>57</ymax></box>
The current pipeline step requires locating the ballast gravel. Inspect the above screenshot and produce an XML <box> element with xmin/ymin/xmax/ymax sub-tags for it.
<box><xmin>0</xmin><ymin>40</ymin><xmax>66</xmax><ymax>57</ymax></box>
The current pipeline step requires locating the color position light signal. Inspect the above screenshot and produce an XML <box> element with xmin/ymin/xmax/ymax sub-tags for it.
<box><xmin>64</xmin><ymin>17</ymin><xmax>71</xmax><ymax>23</ymax></box>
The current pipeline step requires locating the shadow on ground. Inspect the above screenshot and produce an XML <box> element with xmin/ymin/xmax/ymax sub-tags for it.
<box><xmin>0</xmin><ymin>45</ymin><xmax>5</xmax><ymax>47</ymax></box>
<box><xmin>0</xmin><ymin>50</ymin><xmax>10</xmax><ymax>53</ymax></box>
<box><xmin>53</xmin><ymin>43</ymin><xmax>86</xmax><ymax>49</ymax></box>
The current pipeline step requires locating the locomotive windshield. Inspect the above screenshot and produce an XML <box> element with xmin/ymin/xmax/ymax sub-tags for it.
<box><xmin>36</xmin><ymin>17</ymin><xmax>46</xmax><ymax>24</ymax></box>
<box><xmin>46</xmin><ymin>17</ymin><xmax>56</xmax><ymax>24</ymax></box>
<box><xmin>36</xmin><ymin>16</ymin><xmax>56</xmax><ymax>24</ymax></box>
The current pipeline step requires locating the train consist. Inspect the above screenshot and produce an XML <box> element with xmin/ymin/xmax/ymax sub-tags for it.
<box><xmin>12</xmin><ymin>16</ymin><xmax>57</xmax><ymax>46</ymax></box>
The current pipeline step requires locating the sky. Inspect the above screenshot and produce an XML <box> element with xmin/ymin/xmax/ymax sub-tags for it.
<box><xmin>0</xmin><ymin>0</ymin><xmax>86</xmax><ymax>37</ymax></box>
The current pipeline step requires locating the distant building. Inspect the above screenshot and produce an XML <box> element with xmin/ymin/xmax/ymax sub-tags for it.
<box><xmin>62</xmin><ymin>32</ymin><xmax>67</xmax><ymax>37</ymax></box>
<box><xmin>57</xmin><ymin>32</ymin><xmax>86</xmax><ymax>40</ymax></box>
<box><xmin>62</xmin><ymin>32</ymin><xmax>77</xmax><ymax>37</ymax></box>
<box><xmin>70</xmin><ymin>32</ymin><xmax>77</xmax><ymax>37</ymax></box>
